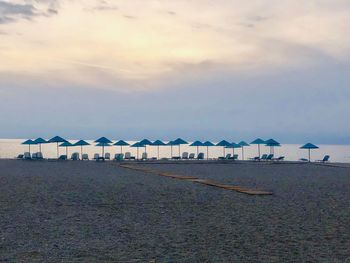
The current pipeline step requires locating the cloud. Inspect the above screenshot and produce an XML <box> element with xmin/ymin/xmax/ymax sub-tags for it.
<box><xmin>0</xmin><ymin>0</ymin><xmax>58</xmax><ymax>24</ymax></box>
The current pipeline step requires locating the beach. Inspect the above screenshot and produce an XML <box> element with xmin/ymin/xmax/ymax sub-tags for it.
<box><xmin>0</xmin><ymin>160</ymin><xmax>349</xmax><ymax>262</ymax></box>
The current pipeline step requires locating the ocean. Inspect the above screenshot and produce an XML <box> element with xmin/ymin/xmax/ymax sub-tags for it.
<box><xmin>1</xmin><ymin>139</ymin><xmax>350</xmax><ymax>163</ymax></box>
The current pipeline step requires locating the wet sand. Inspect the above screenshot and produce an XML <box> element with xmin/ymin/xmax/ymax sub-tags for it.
<box><xmin>0</xmin><ymin>160</ymin><xmax>349</xmax><ymax>262</ymax></box>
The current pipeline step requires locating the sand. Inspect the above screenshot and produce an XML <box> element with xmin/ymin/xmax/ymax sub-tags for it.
<box><xmin>0</xmin><ymin>160</ymin><xmax>349</xmax><ymax>262</ymax></box>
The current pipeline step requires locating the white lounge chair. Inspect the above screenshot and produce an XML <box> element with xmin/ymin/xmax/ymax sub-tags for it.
<box><xmin>105</xmin><ymin>153</ymin><xmax>110</xmax><ymax>160</ymax></box>
<box><xmin>141</xmin><ymin>152</ymin><xmax>147</xmax><ymax>160</ymax></box>
<box><xmin>24</xmin><ymin>152</ymin><xmax>31</xmax><ymax>160</ymax></box>
<box><xmin>197</xmin><ymin>153</ymin><xmax>205</xmax><ymax>160</ymax></box>
<box><xmin>36</xmin><ymin>152</ymin><xmax>43</xmax><ymax>159</ymax></box>
<box><xmin>82</xmin><ymin>154</ymin><xmax>89</xmax><ymax>160</ymax></box>
<box><xmin>114</xmin><ymin>153</ymin><xmax>124</xmax><ymax>161</ymax></box>
<box><xmin>93</xmin><ymin>153</ymin><xmax>100</xmax><ymax>160</ymax></box>
<box><xmin>125</xmin><ymin>152</ymin><xmax>135</xmax><ymax>160</ymax></box>
<box><xmin>182</xmin><ymin>152</ymin><xmax>189</xmax><ymax>159</ymax></box>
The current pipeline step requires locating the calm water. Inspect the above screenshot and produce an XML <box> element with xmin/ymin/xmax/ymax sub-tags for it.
<box><xmin>1</xmin><ymin>139</ymin><xmax>350</xmax><ymax>163</ymax></box>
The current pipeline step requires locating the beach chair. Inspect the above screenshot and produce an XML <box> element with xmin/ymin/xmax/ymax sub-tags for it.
<box><xmin>316</xmin><ymin>155</ymin><xmax>330</xmax><ymax>163</ymax></box>
<box><xmin>58</xmin><ymin>155</ymin><xmax>67</xmax><ymax>160</ymax></box>
<box><xmin>273</xmin><ymin>156</ymin><xmax>285</xmax><ymax>161</ymax></box>
<box><xmin>141</xmin><ymin>152</ymin><xmax>148</xmax><ymax>160</ymax></box>
<box><xmin>260</xmin><ymin>154</ymin><xmax>268</xmax><ymax>161</ymax></box>
<box><xmin>189</xmin><ymin>153</ymin><xmax>195</xmax><ymax>159</ymax></box>
<box><xmin>17</xmin><ymin>154</ymin><xmax>24</xmax><ymax>159</ymax></box>
<box><xmin>197</xmin><ymin>152</ymin><xmax>204</xmax><ymax>160</ymax></box>
<box><xmin>219</xmin><ymin>154</ymin><xmax>231</xmax><ymax>160</ymax></box>
<box><xmin>82</xmin><ymin>154</ymin><xmax>89</xmax><ymax>160</ymax></box>
<box><xmin>93</xmin><ymin>153</ymin><xmax>100</xmax><ymax>160</ymax></box>
<box><xmin>105</xmin><ymin>153</ymin><xmax>110</xmax><ymax>160</ymax></box>
<box><xmin>299</xmin><ymin>158</ymin><xmax>308</xmax><ymax>162</ymax></box>
<box><xmin>266</xmin><ymin>154</ymin><xmax>274</xmax><ymax>161</ymax></box>
<box><xmin>114</xmin><ymin>153</ymin><xmax>124</xmax><ymax>161</ymax></box>
<box><xmin>182</xmin><ymin>152</ymin><xmax>189</xmax><ymax>159</ymax></box>
<box><xmin>249</xmin><ymin>156</ymin><xmax>260</xmax><ymax>161</ymax></box>
<box><xmin>124</xmin><ymin>152</ymin><xmax>135</xmax><ymax>160</ymax></box>
<box><xmin>24</xmin><ymin>152</ymin><xmax>31</xmax><ymax>160</ymax></box>
<box><xmin>228</xmin><ymin>154</ymin><xmax>238</xmax><ymax>160</ymax></box>
<box><xmin>37</xmin><ymin>152</ymin><xmax>43</xmax><ymax>160</ymax></box>
<box><xmin>71</xmin><ymin>152</ymin><xmax>79</xmax><ymax>160</ymax></box>
<box><xmin>31</xmin><ymin>152</ymin><xmax>38</xmax><ymax>159</ymax></box>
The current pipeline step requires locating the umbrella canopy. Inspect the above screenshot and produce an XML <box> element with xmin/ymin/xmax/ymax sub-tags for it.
<box><xmin>152</xmin><ymin>140</ymin><xmax>166</xmax><ymax>159</ymax></box>
<box><xmin>238</xmin><ymin>141</ymin><xmax>250</xmax><ymax>160</ymax></box>
<box><xmin>22</xmin><ymin>139</ymin><xmax>36</xmax><ymax>154</ymax></box>
<box><xmin>74</xmin><ymin>140</ymin><xmax>90</xmax><ymax>158</ymax></box>
<box><xmin>59</xmin><ymin>141</ymin><xmax>73</xmax><ymax>157</ymax></box>
<box><xmin>131</xmin><ymin>142</ymin><xmax>144</xmax><ymax>159</ymax></box>
<box><xmin>34</xmin><ymin>137</ymin><xmax>47</xmax><ymax>153</ymax></box>
<box><xmin>95</xmin><ymin>137</ymin><xmax>112</xmax><ymax>144</ymax></box>
<box><xmin>216</xmin><ymin>140</ymin><xmax>231</xmax><ymax>157</ymax></box>
<box><xmin>172</xmin><ymin>138</ymin><xmax>188</xmax><ymax>157</ymax></box>
<box><xmin>48</xmin><ymin>136</ymin><xmax>67</xmax><ymax>158</ymax></box>
<box><xmin>265</xmin><ymin>139</ymin><xmax>281</xmax><ymax>154</ymax></box>
<box><xmin>190</xmin><ymin>141</ymin><xmax>204</xmax><ymax>156</ymax></box>
<box><xmin>250</xmin><ymin>138</ymin><xmax>265</xmax><ymax>158</ymax></box>
<box><xmin>300</xmin><ymin>143</ymin><xmax>319</xmax><ymax>162</ymax></box>
<box><xmin>139</xmin><ymin>139</ymin><xmax>152</xmax><ymax>145</ymax></box>
<box><xmin>203</xmin><ymin>141</ymin><xmax>215</xmax><ymax>160</ymax></box>
<box><xmin>113</xmin><ymin>140</ymin><xmax>130</xmax><ymax>154</ymax></box>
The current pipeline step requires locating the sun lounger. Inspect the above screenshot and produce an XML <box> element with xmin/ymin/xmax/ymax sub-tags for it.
<box><xmin>105</xmin><ymin>153</ymin><xmax>110</xmax><ymax>160</ymax></box>
<box><xmin>316</xmin><ymin>155</ymin><xmax>330</xmax><ymax>163</ymax></box>
<box><xmin>82</xmin><ymin>154</ymin><xmax>89</xmax><ymax>160</ymax></box>
<box><xmin>125</xmin><ymin>152</ymin><xmax>135</xmax><ymax>160</ymax></box>
<box><xmin>24</xmin><ymin>152</ymin><xmax>31</xmax><ymax>160</ymax></box>
<box><xmin>273</xmin><ymin>156</ymin><xmax>285</xmax><ymax>161</ymax></box>
<box><xmin>299</xmin><ymin>158</ymin><xmax>308</xmax><ymax>162</ymax></box>
<box><xmin>228</xmin><ymin>154</ymin><xmax>238</xmax><ymax>160</ymax></box>
<box><xmin>114</xmin><ymin>153</ymin><xmax>124</xmax><ymax>161</ymax></box>
<box><xmin>189</xmin><ymin>153</ymin><xmax>195</xmax><ymax>159</ymax></box>
<box><xmin>36</xmin><ymin>152</ymin><xmax>43</xmax><ymax>160</ymax></box>
<box><xmin>71</xmin><ymin>152</ymin><xmax>79</xmax><ymax>160</ymax></box>
<box><xmin>17</xmin><ymin>154</ymin><xmax>24</xmax><ymax>159</ymax></box>
<box><xmin>93</xmin><ymin>153</ymin><xmax>100</xmax><ymax>160</ymax></box>
<box><xmin>266</xmin><ymin>154</ymin><xmax>274</xmax><ymax>161</ymax></box>
<box><xmin>141</xmin><ymin>152</ymin><xmax>148</xmax><ymax>160</ymax></box>
<box><xmin>182</xmin><ymin>152</ymin><xmax>189</xmax><ymax>159</ymax></box>
<box><xmin>218</xmin><ymin>154</ymin><xmax>231</xmax><ymax>160</ymax></box>
<box><xmin>58</xmin><ymin>155</ymin><xmax>67</xmax><ymax>160</ymax></box>
<box><xmin>259</xmin><ymin>154</ymin><xmax>268</xmax><ymax>161</ymax></box>
<box><xmin>249</xmin><ymin>156</ymin><xmax>260</xmax><ymax>161</ymax></box>
<box><xmin>197</xmin><ymin>153</ymin><xmax>204</xmax><ymax>160</ymax></box>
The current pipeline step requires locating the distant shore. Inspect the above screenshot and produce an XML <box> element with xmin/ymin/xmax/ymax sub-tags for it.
<box><xmin>0</xmin><ymin>160</ymin><xmax>349</xmax><ymax>261</ymax></box>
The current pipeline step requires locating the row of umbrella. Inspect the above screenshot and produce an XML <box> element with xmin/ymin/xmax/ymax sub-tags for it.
<box><xmin>22</xmin><ymin>136</ymin><xmax>319</xmax><ymax>161</ymax></box>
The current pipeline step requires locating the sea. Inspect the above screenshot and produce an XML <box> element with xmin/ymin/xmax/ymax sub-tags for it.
<box><xmin>1</xmin><ymin>139</ymin><xmax>350</xmax><ymax>163</ymax></box>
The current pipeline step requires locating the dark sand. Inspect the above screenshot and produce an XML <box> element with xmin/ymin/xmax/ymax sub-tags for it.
<box><xmin>0</xmin><ymin>160</ymin><xmax>349</xmax><ymax>262</ymax></box>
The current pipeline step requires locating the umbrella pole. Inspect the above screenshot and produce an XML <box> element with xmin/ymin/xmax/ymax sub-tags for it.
<box><xmin>57</xmin><ymin>142</ymin><xmax>59</xmax><ymax>158</ymax></box>
<box><xmin>308</xmin><ymin>149</ymin><xmax>311</xmax><ymax>162</ymax></box>
<box><xmin>171</xmin><ymin>146</ymin><xmax>173</xmax><ymax>159</ymax></box>
<box><xmin>179</xmin><ymin>145</ymin><xmax>181</xmax><ymax>158</ymax></box>
<box><xmin>29</xmin><ymin>145</ymin><xmax>31</xmax><ymax>155</ymax></box>
<box><xmin>223</xmin><ymin>147</ymin><xmax>225</xmax><ymax>157</ymax></box>
<box><xmin>158</xmin><ymin>145</ymin><xmax>160</xmax><ymax>160</ymax></box>
<box><xmin>242</xmin><ymin>147</ymin><xmax>244</xmax><ymax>160</ymax></box>
<box><xmin>39</xmin><ymin>144</ymin><xmax>42</xmax><ymax>153</ymax></box>
<box><xmin>121</xmin><ymin>146</ymin><xmax>122</xmax><ymax>154</ymax></box>
<box><xmin>137</xmin><ymin>147</ymin><xmax>139</xmax><ymax>160</ymax></box>
<box><xmin>207</xmin><ymin>146</ymin><xmax>209</xmax><ymax>160</ymax></box>
<box><xmin>197</xmin><ymin>146</ymin><xmax>199</xmax><ymax>156</ymax></box>
<box><xmin>258</xmin><ymin>144</ymin><xmax>261</xmax><ymax>158</ymax></box>
<box><xmin>81</xmin><ymin>145</ymin><xmax>83</xmax><ymax>160</ymax></box>
<box><xmin>66</xmin><ymin>146</ymin><xmax>68</xmax><ymax>157</ymax></box>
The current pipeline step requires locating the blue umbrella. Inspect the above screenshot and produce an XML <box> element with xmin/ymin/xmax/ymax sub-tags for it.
<box><xmin>34</xmin><ymin>137</ymin><xmax>47</xmax><ymax>153</ymax></box>
<box><xmin>172</xmin><ymin>138</ymin><xmax>188</xmax><ymax>157</ymax></box>
<box><xmin>59</xmin><ymin>141</ymin><xmax>73</xmax><ymax>157</ymax></box>
<box><xmin>216</xmin><ymin>140</ymin><xmax>231</xmax><ymax>157</ymax></box>
<box><xmin>238</xmin><ymin>141</ymin><xmax>250</xmax><ymax>160</ymax></box>
<box><xmin>203</xmin><ymin>141</ymin><xmax>214</xmax><ymax>160</ymax></box>
<box><xmin>265</xmin><ymin>139</ymin><xmax>281</xmax><ymax>155</ymax></box>
<box><xmin>131</xmin><ymin>142</ymin><xmax>144</xmax><ymax>160</ymax></box>
<box><xmin>250</xmin><ymin>138</ymin><xmax>265</xmax><ymax>158</ymax></box>
<box><xmin>74</xmin><ymin>140</ymin><xmax>90</xmax><ymax>157</ymax></box>
<box><xmin>113</xmin><ymin>140</ymin><xmax>130</xmax><ymax>154</ymax></box>
<box><xmin>95</xmin><ymin>137</ymin><xmax>112</xmax><ymax>157</ymax></box>
<box><xmin>22</xmin><ymin>139</ymin><xmax>36</xmax><ymax>154</ymax></box>
<box><xmin>190</xmin><ymin>141</ymin><xmax>204</xmax><ymax>156</ymax></box>
<box><xmin>226</xmin><ymin>142</ymin><xmax>241</xmax><ymax>157</ymax></box>
<box><xmin>300</xmin><ymin>143</ymin><xmax>319</xmax><ymax>162</ymax></box>
<box><xmin>152</xmin><ymin>140</ymin><xmax>166</xmax><ymax>159</ymax></box>
<box><xmin>49</xmin><ymin>136</ymin><xmax>67</xmax><ymax>158</ymax></box>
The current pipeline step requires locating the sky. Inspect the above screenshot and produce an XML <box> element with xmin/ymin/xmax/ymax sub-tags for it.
<box><xmin>0</xmin><ymin>0</ymin><xmax>350</xmax><ymax>143</ymax></box>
